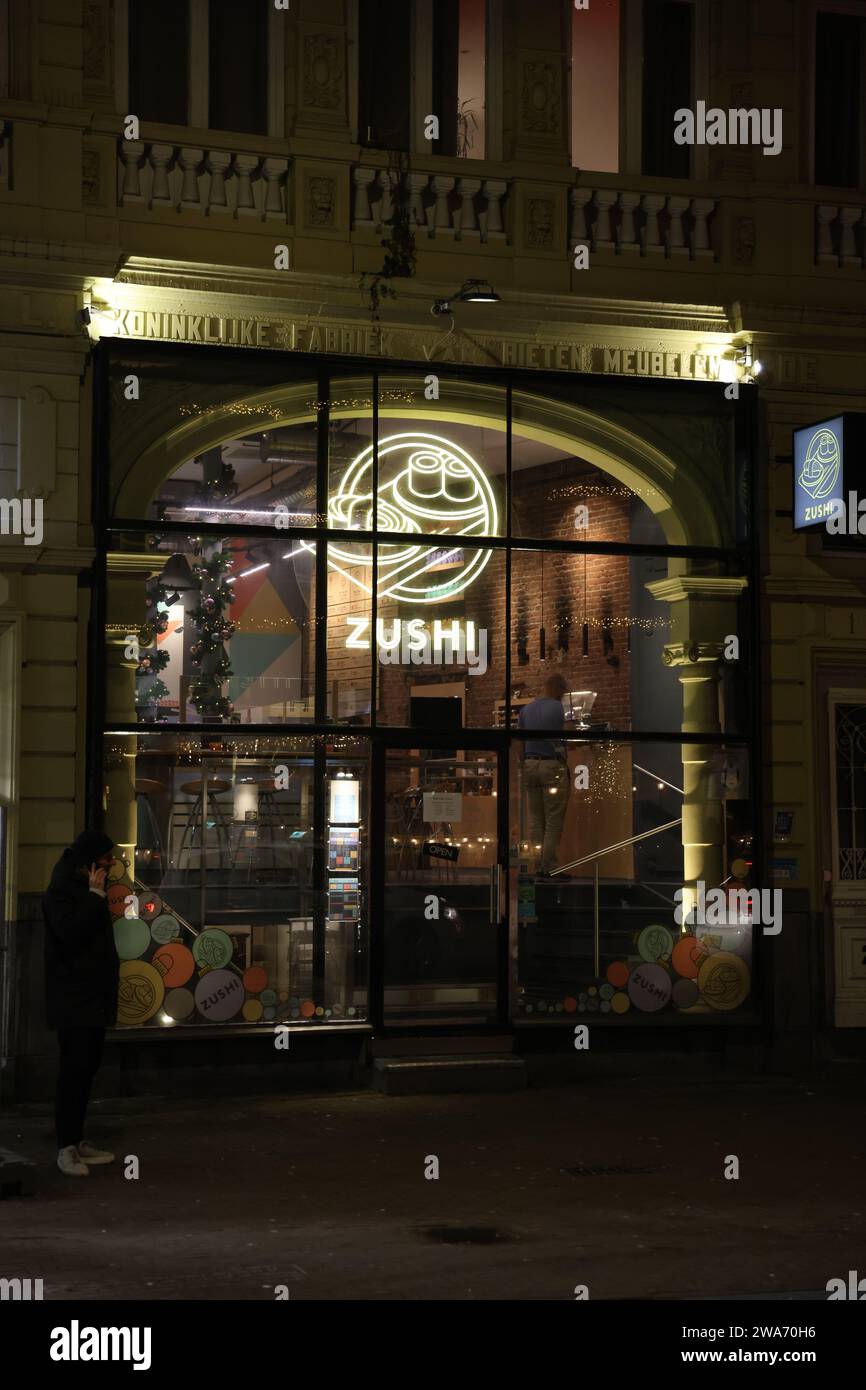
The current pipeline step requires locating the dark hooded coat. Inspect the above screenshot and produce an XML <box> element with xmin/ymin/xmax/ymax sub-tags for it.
<box><xmin>42</xmin><ymin>847</ymin><xmax>120</xmax><ymax>1028</ymax></box>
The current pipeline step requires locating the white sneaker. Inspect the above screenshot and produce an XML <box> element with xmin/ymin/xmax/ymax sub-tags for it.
<box><xmin>78</xmin><ymin>1140</ymin><xmax>115</xmax><ymax>1165</ymax></box>
<box><xmin>57</xmin><ymin>1145</ymin><xmax>89</xmax><ymax>1177</ymax></box>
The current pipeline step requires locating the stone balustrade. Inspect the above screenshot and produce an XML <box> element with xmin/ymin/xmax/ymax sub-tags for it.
<box><xmin>816</xmin><ymin>204</ymin><xmax>866</xmax><ymax>268</ymax></box>
<box><xmin>117</xmin><ymin>139</ymin><xmax>289</xmax><ymax>220</ymax></box>
<box><xmin>352</xmin><ymin>165</ymin><xmax>508</xmax><ymax>242</ymax></box>
<box><xmin>571</xmin><ymin>186</ymin><xmax>717</xmax><ymax>261</ymax></box>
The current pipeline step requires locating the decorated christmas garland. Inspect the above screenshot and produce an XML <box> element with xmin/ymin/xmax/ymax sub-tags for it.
<box><xmin>135</xmin><ymin>578</ymin><xmax>172</xmax><ymax>718</ymax></box>
<box><xmin>188</xmin><ymin>538</ymin><xmax>236</xmax><ymax>719</ymax></box>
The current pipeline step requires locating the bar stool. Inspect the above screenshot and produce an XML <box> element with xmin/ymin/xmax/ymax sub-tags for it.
<box><xmin>174</xmin><ymin>778</ymin><xmax>233</xmax><ymax>880</ymax></box>
<box><xmin>238</xmin><ymin>778</ymin><xmax>281</xmax><ymax>883</ymax></box>
<box><xmin>134</xmin><ymin>777</ymin><xmax>167</xmax><ymax>885</ymax></box>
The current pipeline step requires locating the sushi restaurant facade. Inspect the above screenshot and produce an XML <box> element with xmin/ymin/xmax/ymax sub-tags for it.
<box><xmin>90</xmin><ymin>293</ymin><xmax>759</xmax><ymax>1062</ymax></box>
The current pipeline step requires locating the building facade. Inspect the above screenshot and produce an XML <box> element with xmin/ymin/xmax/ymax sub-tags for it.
<box><xmin>1</xmin><ymin>0</ymin><xmax>865</xmax><ymax>1098</ymax></box>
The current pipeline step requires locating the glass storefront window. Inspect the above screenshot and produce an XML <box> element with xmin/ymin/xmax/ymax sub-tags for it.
<box><xmin>102</xmin><ymin>733</ymin><xmax>369</xmax><ymax>1028</ymax></box>
<box><xmin>325</xmin><ymin>540</ymin><xmax>374</xmax><ymax>723</ymax></box>
<box><xmin>327</xmin><ymin>375</ymin><xmax>376</xmax><ymax>527</ymax></box>
<box><xmin>107</xmin><ymin>532</ymin><xmax>316</xmax><ymax>726</ymax></box>
<box><xmin>100</xmin><ymin>347</ymin><xmax>756</xmax><ymax>1033</ymax></box>
<box><xmin>375</xmin><ymin>545</ymin><xmax>506</xmax><ymax>728</ymax></box>
<box><xmin>509</xmin><ymin>551</ymin><xmax>750</xmax><ymax>737</ymax></box>
<box><xmin>382</xmin><ymin>746</ymin><xmax>500</xmax><ymax>1026</ymax></box>
<box><xmin>510</xmin><ymin>381</ymin><xmax>746</xmax><ymax>548</ymax></box>
<box><xmin>510</xmin><ymin>738</ymin><xmax>754</xmax><ymax>1022</ymax></box>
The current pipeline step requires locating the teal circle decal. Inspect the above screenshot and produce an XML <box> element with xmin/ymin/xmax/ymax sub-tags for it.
<box><xmin>150</xmin><ymin>914</ymin><xmax>179</xmax><ymax>945</ymax></box>
<box><xmin>192</xmin><ymin>928</ymin><xmax>234</xmax><ymax>970</ymax></box>
<box><xmin>638</xmin><ymin>924</ymin><xmax>674</xmax><ymax>962</ymax></box>
<box><xmin>113</xmin><ymin>916</ymin><xmax>151</xmax><ymax>960</ymax></box>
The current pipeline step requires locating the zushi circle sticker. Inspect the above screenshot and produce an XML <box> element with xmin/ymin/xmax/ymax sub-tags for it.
<box><xmin>192</xmin><ymin>928</ymin><xmax>234</xmax><ymax>970</ymax></box>
<box><xmin>150</xmin><ymin>914</ymin><xmax>179</xmax><ymax>945</ymax></box>
<box><xmin>194</xmin><ymin>968</ymin><xmax>244</xmax><ymax>1022</ymax></box>
<box><xmin>627</xmin><ymin>962</ymin><xmax>672</xmax><ymax>1013</ymax></box>
<box><xmin>637</xmin><ymin>925</ymin><xmax>674</xmax><ymax>962</ymax></box>
<box><xmin>116</xmin><ymin>960</ymin><xmax>164</xmax><ymax>1026</ymax></box>
<box><xmin>698</xmin><ymin>952</ymin><xmax>750</xmax><ymax>1011</ymax></box>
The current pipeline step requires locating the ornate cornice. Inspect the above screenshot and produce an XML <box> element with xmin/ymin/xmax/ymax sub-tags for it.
<box><xmin>646</xmin><ymin>576</ymin><xmax>749</xmax><ymax>603</ymax></box>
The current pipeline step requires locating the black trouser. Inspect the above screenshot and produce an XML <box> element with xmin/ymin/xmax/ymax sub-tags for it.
<box><xmin>55</xmin><ymin>1026</ymin><xmax>106</xmax><ymax>1150</ymax></box>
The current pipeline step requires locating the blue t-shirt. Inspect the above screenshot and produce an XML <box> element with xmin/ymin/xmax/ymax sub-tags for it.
<box><xmin>518</xmin><ymin>697</ymin><xmax>565</xmax><ymax>759</ymax></box>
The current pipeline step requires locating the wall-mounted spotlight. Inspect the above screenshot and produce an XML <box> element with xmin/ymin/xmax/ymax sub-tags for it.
<box><xmin>80</xmin><ymin>299</ymin><xmax>121</xmax><ymax>338</ymax></box>
<box><xmin>432</xmin><ymin>279</ymin><xmax>500</xmax><ymax>316</ymax></box>
<box><xmin>734</xmin><ymin>342</ymin><xmax>762</xmax><ymax>382</ymax></box>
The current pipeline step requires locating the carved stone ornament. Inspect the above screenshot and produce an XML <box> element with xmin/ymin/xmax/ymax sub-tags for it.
<box><xmin>526</xmin><ymin>197</ymin><xmax>554</xmax><ymax>246</ymax></box>
<box><xmin>522</xmin><ymin>61</ymin><xmax>560</xmax><ymax>135</ymax></box>
<box><xmin>305</xmin><ymin>175</ymin><xmax>336</xmax><ymax>228</ymax></box>
<box><xmin>733</xmin><ymin>216</ymin><xmax>756</xmax><ymax>264</ymax></box>
<box><xmin>82</xmin><ymin>149</ymin><xmax>102</xmax><ymax>205</ymax></box>
<box><xmin>83</xmin><ymin>0</ymin><xmax>108</xmax><ymax>81</ymax></box>
<box><xmin>303</xmin><ymin>34</ymin><xmax>343</xmax><ymax>111</ymax></box>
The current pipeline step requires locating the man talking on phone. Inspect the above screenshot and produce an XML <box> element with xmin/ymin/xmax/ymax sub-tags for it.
<box><xmin>43</xmin><ymin>830</ymin><xmax>119</xmax><ymax>1177</ymax></box>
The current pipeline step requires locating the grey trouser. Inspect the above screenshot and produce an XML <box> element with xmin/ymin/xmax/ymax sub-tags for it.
<box><xmin>524</xmin><ymin>758</ymin><xmax>570</xmax><ymax>872</ymax></box>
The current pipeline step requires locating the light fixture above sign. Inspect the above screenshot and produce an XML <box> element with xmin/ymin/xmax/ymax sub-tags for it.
<box><xmin>432</xmin><ymin>279</ymin><xmax>500</xmax><ymax>316</ymax></box>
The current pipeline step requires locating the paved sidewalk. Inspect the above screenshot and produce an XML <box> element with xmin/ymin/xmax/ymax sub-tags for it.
<box><xmin>1</xmin><ymin>1073</ymin><xmax>863</xmax><ymax>1301</ymax></box>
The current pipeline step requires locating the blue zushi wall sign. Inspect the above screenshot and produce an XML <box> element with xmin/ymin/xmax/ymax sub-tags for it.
<box><xmin>793</xmin><ymin>414</ymin><xmax>866</xmax><ymax>531</ymax></box>
<box><xmin>793</xmin><ymin>416</ymin><xmax>844</xmax><ymax>528</ymax></box>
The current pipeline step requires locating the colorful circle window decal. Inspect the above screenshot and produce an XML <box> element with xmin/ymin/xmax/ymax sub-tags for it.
<box><xmin>194</xmin><ymin>968</ymin><xmax>244</xmax><ymax>1022</ymax></box>
<box><xmin>138</xmin><ymin>892</ymin><xmax>163</xmax><ymax>923</ymax></box>
<box><xmin>113</xmin><ymin>916</ymin><xmax>151</xmax><ymax>960</ymax></box>
<box><xmin>627</xmin><ymin>962</ymin><xmax>672</xmax><ymax>1013</ymax></box>
<box><xmin>117</xmin><ymin>960</ymin><xmax>164</xmax><ymax>1026</ymax></box>
<box><xmin>192</xmin><ymin>928</ymin><xmax>234</xmax><ymax>970</ymax></box>
<box><xmin>163</xmin><ymin>987</ymin><xmax>195</xmax><ymax>1022</ymax></box>
<box><xmin>672</xmin><ymin>978</ymin><xmax>700</xmax><ymax>1010</ymax></box>
<box><xmin>606</xmin><ymin>961</ymin><xmax>630</xmax><ymax>989</ymax></box>
<box><xmin>672</xmin><ymin>934</ymin><xmax>708</xmax><ymax>980</ymax></box>
<box><xmin>107</xmin><ymin>883</ymin><xmax>133</xmax><ymax>918</ymax></box>
<box><xmin>697</xmin><ymin>952</ymin><xmax>750</xmax><ymax>1011</ymax></box>
<box><xmin>152</xmin><ymin>942</ymin><xmax>195</xmax><ymax>988</ymax></box>
<box><xmin>637</xmin><ymin>925</ymin><xmax>674</xmax><ymax>962</ymax></box>
<box><xmin>150</xmin><ymin>913</ymin><xmax>180</xmax><ymax>945</ymax></box>
<box><xmin>243</xmin><ymin>965</ymin><xmax>268</xmax><ymax>994</ymax></box>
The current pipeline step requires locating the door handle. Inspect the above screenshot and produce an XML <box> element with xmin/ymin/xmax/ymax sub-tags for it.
<box><xmin>490</xmin><ymin>862</ymin><xmax>502</xmax><ymax>924</ymax></box>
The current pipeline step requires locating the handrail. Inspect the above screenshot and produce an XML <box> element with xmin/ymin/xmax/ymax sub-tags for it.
<box><xmin>552</xmin><ymin>817</ymin><xmax>683</xmax><ymax>875</ymax></box>
<box><xmin>548</xmin><ymin>817</ymin><xmax>683</xmax><ymax>978</ymax></box>
<box><xmin>632</xmin><ymin>763</ymin><xmax>684</xmax><ymax>796</ymax></box>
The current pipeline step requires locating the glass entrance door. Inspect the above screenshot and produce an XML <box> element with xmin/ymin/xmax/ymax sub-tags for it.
<box><xmin>379</xmin><ymin>745</ymin><xmax>504</xmax><ymax>1026</ymax></box>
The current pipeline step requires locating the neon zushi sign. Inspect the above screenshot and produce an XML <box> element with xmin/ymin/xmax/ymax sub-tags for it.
<box><xmin>318</xmin><ymin>432</ymin><xmax>499</xmax><ymax>602</ymax></box>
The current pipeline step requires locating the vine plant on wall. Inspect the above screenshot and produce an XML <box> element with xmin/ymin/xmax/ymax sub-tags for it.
<box><xmin>360</xmin><ymin>151</ymin><xmax>417</xmax><ymax>330</ymax></box>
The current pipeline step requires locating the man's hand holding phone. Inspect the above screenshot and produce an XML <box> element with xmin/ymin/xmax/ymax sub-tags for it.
<box><xmin>88</xmin><ymin>862</ymin><xmax>108</xmax><ymax>894</ymax></box>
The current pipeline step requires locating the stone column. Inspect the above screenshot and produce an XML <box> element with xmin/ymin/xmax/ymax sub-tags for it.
<box><xmin>104</xmin><ymin>560</ymin><xmax>164</xmax><ymax>879</ymax></box>
<box><xmin>646</xmin><ymin>575</ymin><xmax>749</xmax><ymax>923</ymax></box>
<box><xmin>104</xmin><ymin>634</ymin><xmax>138</xmax><ymax>875</ymax></box>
